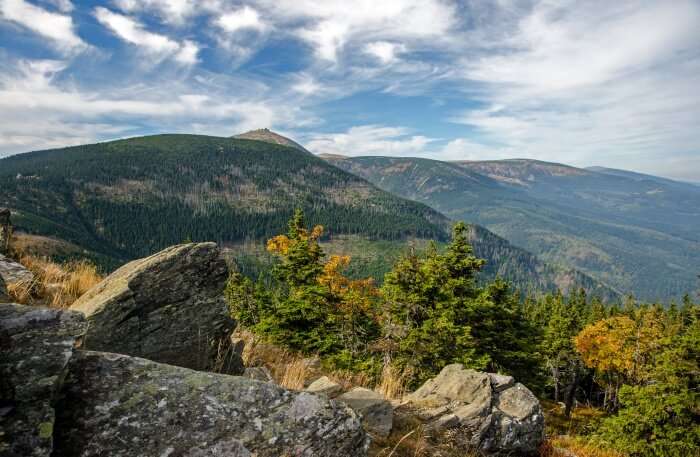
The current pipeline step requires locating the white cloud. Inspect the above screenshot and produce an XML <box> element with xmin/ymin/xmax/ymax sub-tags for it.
<box><xmin>451</xmin><ymin>0</ymin><xmax>700</xmax><ymax>176</ymax></box>
<box><xmin>258</xmin><ymin>0</ymin><xmax>457</xmax><ymax>62</ymax></box>
<box><xmin>290</xmin><ymin>74</ymin><xmax>323</xmax><ymax>96</ymax></box>
<box><xmin>175</xmin><ymin>39</ymin><xmax>199</xmax><ymax>65</ymax></box>
<box><xmin>438</xmin><ymin>138</ymin><xmax>517</xmax><ymax>162</ymax></box>
<box><xmin>364</xmin><ymin>41</ymin><xmax>405</xmax><ymax>65</ymax></box>
<box><xmin>464</xmin><ymin>1</ymin><xmax>700</xmax><ymax>94</ymax></box>
<box><xmin>45</xmin><ymin>0</ymin><xmax>73</xmax><ymax>12</ymax></box>
<box><xmin>94</xmin><ymin>7</ymin><xmax>199</xmax><ymax>64</ymax></box>
<box><xmin>215</xmin><ymin>6</ymin><xmax>266</xmax><ymax>34</ymax></box>
<box><xmin>0</xmin><ymin>58</ymin><xmax>315</xmax><ymax>156</ymax></box>
<box><xmin>305</xmin><ymin>125</ymin><xmax>435</xmax><ymax>157</ymax></box>
<box><xmin>0</xmin><ymin>0</ymin><xmax>85</xmax><ymax>52</ymax></box>
<box><xmin>113</xmin><ymin>0</ymin><xmax>196</xmax><ymax>24</ymax></box>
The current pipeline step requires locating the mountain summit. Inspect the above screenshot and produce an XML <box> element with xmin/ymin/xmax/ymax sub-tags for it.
<box><xmin>233</xmin><ymin>128</ymin><xmax>311</xmax><ymax>154</ymax></box>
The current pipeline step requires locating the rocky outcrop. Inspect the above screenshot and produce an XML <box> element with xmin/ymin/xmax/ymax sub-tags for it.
<box><xmin>0</xmin><ymin>275</ymin><xmax>9</xmax><ymax>302</ymax></box>
<box><xmin>337</xmin><ymin>387</ymin><xmax>393</xmax><ymax>437</ymax></box>
<box><xmin>70</xmin><ymin>243</ymin><xmax>242</xmax><ymax>374</ymax></box>
<box><xmin>0</xmin><ymin>303</ymin><xmax>87</xmax><ymax>457</ymax></box>
<box><xmin>306</xmin><ymin>376</ymin><xmax>343</xmax><ymax>398</ymax></box>
<box><xmin>403</xmin><ymin>364</ymin><xmax>544</xmax><ymax>455</ymax></box>
<box><xmin>54</xmin><ymin>351</ymin><xmax>369</xmax><ymax>457</ymax></box>
<box><xmin>0</xmin><ymin>253</ymin><xmax>34</xmax><ymax>285</ymax></box>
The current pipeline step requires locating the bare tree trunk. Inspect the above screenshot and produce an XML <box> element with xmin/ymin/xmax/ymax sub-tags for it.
<box><xmin>564</xmin><ymin>365</ymin><xmax>580</xmax><ymax>418</ymax></box>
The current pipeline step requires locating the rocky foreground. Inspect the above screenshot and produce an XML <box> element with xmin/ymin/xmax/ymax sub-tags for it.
<box><xmin>0</xmin><ymin>242</ymin><xmax>544</xmax><ymax>456</ymax></box>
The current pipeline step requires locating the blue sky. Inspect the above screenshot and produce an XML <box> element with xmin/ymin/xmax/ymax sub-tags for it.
<box><xmin>1</xmin><ymin>0</ymin><xmax>699</xmax><ymax>181</ymax></box>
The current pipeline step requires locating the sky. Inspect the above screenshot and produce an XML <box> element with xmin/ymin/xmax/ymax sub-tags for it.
<box><xmin>0</xmin><ymin>0</ymin><xmax>699</xmax><ymax>181</ymax></box>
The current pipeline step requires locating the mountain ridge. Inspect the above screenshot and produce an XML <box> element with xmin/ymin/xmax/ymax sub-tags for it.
<box><xmin>324</xmin><ymin>155</ymin><xmax>699</xmax><ymax>301</ymax></box>
<box><xmin>0</xmin><ymin>133</ymin><xmax>618</xmax><ymax>299</ymax></box>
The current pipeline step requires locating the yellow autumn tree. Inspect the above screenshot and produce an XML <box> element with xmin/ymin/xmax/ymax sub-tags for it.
<box><xmin>574</xmin><ymin>310</ymin><xmax>665</xmax><ymax>409</ymax></box>
<box><xmin>260</xmin><ymin>209</ymin><xmax>381</xmax><ymax>371</ymax></box>
<box><xmin>319</xmin><ymin>254</ymin><xmax>380</xmax><ymax>356</ymax></box>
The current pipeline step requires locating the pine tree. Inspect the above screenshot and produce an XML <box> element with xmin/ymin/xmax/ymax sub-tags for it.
<box><xmin>592</xmin><ymin>314</ymin><xmax>700</xmax><ymax>456</ymax></box>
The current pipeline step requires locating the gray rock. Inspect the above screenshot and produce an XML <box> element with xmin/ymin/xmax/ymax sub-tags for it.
<box><xmin>405</xmin><ymin>364</ymin><xmax>492</xmax><ymax>409</ymax></box>
<box><xmin>54</xmin><ymin>351</ymin><xmax>369</xmax><ymax>457</ymax></box>
<box><xmin>70</xmin><ymin>243</ymin><xmax>242</xmax><ymax>374</ymax></box>
<box><xmin>0</xmin><ymin>274</ymin><xmax>9</xmax><ymax>302</ymax></box>
<box><xmin>243</xmin><ymin>366</ymin><xmax>274</xmax><ymax>383</ymax></box>
<box><xmin>0</xmin><ymin>253</ymin><xmax>34</xmax><ymax>284</ymax></box>
<box><xmin>337</xmin><ymin>387</ymin><xmax>393</xmax><ymax>437</ymax></box>
<box><xmin>489</xmin><ymin>373</ymin><xmax>515</xmax><ymax>392</ymax></box>
<box><xmin>403</xmin><ymin>364</ymin><xmax>544</xmax><ymax>455</ymax></box>
<box><xmin>306</xmin><ymin>376</ymin><xmax>342</xmax><ymax>398</ymax></box>
<box><xmin>0</xmin><ymin>303</ymin><xmax>87</xmax><ymax>457</ymax></box>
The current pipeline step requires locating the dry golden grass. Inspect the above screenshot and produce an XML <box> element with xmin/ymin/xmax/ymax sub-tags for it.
<box><xmin>280</xmin><ymin>359</ymin><xmax>308</xmax><ymax>390</ymax></box>
<box><xmin>543</xmin><ymin>436</ymin><xmax>626</xmax><ymax>457</ymax></box>
<box><xmin>7</xmin><ymin>255</ymin><xmax>102</xmax><ymax>308</ymax></box>
<box><xmin>235</xmin><ymin>329</ymin><xmax>375</xmax><ymax>391</ymax></box>
<box><xmin>376</xmin><ymin>364</ymin><xmax>409</xmax><ymax>400</ymax></box>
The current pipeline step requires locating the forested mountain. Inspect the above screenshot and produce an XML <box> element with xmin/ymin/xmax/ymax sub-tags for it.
<box><xmin>0</xmin><ymin>134</ymin><xmax>616</xmax><ymax>298</ymax></box>
<box><xmin>324</xmin><ymin>156</ymin><xmax>700</xmax><ymax>301</ymax></box>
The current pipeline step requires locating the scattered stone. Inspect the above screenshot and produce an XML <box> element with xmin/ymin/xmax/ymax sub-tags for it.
<box><xmin>70</xmin><ymin>243</ymin><xmax>243</xmax><ymax>374</ymax></box>
<box><xmin>54</xmin><ymin>351</ymin><xmax>369</xmax><ymax>457</ymax></box>
<box><xmin>0</xmin><ymin>253</ymin><xmax>35</xmax><ymax>284</ymax></box>
<box><xmin>0</xmin><ymin>303</ymin><xmax>87</xmax><ymax>457</ymax></box>
<box><xmin>403</xmin><ymin>364</ymin><xmax>544</xmax><ymax>455</ymax></box>
<box><xmin>305</xmin><ymin>376</ymin><xmax>342</xmax><ymax>398</ymax></box>
<box><xmin>243</xmin><ymin>366</ymin><xmax>274</xmax><ymax>383</ymax></box>
<box><xmin>337</xmin><ymin>387</ymin><xmax>393</xmax><ymax>437</ymax></box>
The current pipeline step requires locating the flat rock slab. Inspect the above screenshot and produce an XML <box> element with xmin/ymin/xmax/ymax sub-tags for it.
<box><xmin>71</xmin><ymin>242</ymin><xmax>242</xmax><ymax>374</ymax></box>
<box><xmin>0</xmin><ymin>254</ymin><xmax>34</xmax><ymax>284</ymax></box>
<box><xmin>0</xmin><ymin>303</ymin><xmax>87</xmax><ymax>457</ymax></box>
<box><xmin>337</xmin><ymin>387</ymin><xmax>393</xmax><ymax>437</ymax></box>
<box><xmin>53</xmin><ymin>351</ymin><xmax>369</xmax><ymax>457</ymax></box>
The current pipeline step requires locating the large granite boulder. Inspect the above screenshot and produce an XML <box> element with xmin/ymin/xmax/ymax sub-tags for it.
<box><xmin>337</xmin><ymin>387</ymin><xmax>393</xmax><ymax>437</ymax></box>
<box><xmin>0</xmin><ymin>253</ymin><xmax>34</xmax><ymax>284</ymax></box>
<box><xmin>70</xmin><ymin>243</ymin><xmax>242</xmax><ymax>374</ymax></box>
<box><xmin>0</xmin><ymin>275</ymin><xmax>9</xmax><ymax>302</ymax></box>
<box><xmin>54</xmin><ymin>351</ymin><xmax>369</xmax><ymax>457</ymax></box>
<box><xmin>403</xmin><ymin>364</ymin><xmax>544</xmax><ymax>455</ymax></box>
<box><xmin>0</xmin><ymin>303</ymin><xmax>87</xmax><ymax>457</ymax></box>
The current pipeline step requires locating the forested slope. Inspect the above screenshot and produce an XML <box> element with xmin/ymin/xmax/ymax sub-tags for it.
<box><xmin>325</xmin><ymin>155</ymin><xmax>699</xmax><ymax>301</ymax></box>
<box><xmin>0</xmin><ymin>134</ymin><xmax>617</xmax><ymax>299</ymax></box>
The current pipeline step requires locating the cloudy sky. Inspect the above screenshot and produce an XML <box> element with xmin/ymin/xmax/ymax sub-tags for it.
<box><xmin>1</xmin><ymin>0</ymin><xmax>699</xmax><ymax>181</ymax></box>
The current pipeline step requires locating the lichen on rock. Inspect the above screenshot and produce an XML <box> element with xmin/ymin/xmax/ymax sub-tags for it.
<box><xmin>70</xmin><ymin>242</ymin><xmax>242</xmax><ymax>374</ymax></box>
<box><xmin>53</xmin><ymin>351</ymin><xmax>369</xmax><ymax>457</ymax></box>
<box><xmin>0</xmin><ymin>303</ymin><xmax>87</xmax><ymax>457</ymax></box>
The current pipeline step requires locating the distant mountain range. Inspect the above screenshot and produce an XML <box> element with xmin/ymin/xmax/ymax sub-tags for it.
<box><xmin>0</xmin><ymin>132</ymin><xmax>617</xmax><ymax>299</ymax></box>
<box><xmin>324</xmin><ymin>156</ymin><xmax>700</xmax><ymax>301</ymax></box>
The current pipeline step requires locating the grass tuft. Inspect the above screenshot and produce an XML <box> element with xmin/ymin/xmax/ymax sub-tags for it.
<box><xmin>7</xmin><ymin>255</ymin><xmax>102</xmax><ymax>308</ymax></box>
